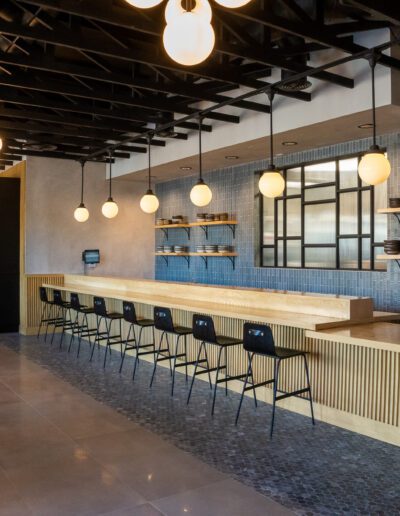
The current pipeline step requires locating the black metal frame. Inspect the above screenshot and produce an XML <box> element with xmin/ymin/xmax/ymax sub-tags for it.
<box><xmin>260</xmin><ymin>152</ymin><xmax>386</xmax><ymax>271</ymax></box>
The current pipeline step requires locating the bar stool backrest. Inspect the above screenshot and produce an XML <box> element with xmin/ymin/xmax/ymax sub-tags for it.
<box><xmin>39</xmin><ymin>286</ymin><xmax>48</xmax><ymax>303</ymax></box>
<box><xmin>94</xmin><ymin>296</ymin><xmax>107</xmax><ymax>317</ymax></box>
<box><xmin>193</xmin><ymin>314</ymin><xmax>217</xmax><ymax>344</ymax></box>
<box><xmin>154</xmin><ymin>306</ymin><xmax>174</xmax><ymax>332</ymax></box>
<box><xmin>53</xmin><ymin>289</ymin><xmax>64</xmax><ymax>306</ymax></box>
<box><xmin>243</xmin><ymin>322</ymin><xmax>276</xmax><ymax>356</ymax></box>
<box><xmin>70</xmin><ymin>293</ymin><xmax>81</xmax><ymax>311</ymax></box>
<box><xmin>123</xmin><ymin>301</ymin><xmax>137</xmax><ymax>324</ymax></box>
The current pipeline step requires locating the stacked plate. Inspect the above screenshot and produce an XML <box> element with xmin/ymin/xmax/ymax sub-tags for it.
<box><xmin>218</xmin><ymin>245</ymin><xmax>232</xmax><ymax>254</ymax></box>
<box><xmin>219</xmin><ymin>212</ymin><xmax>229</xmax><ymax>221</ymax></box>
<box><xmin>389</xmin><ymin>198</ymin><xmax>400</xmax><ymax>208</ymax></box>
<box><xmin>172</xmin><ymin>215</ymin><xmax>185</xmax><ymax>224</ymax></box>
<box><xmin>206</xmin><ymin>214</ymin><xmax>215</xmax><ymax>222</ymax></box>
<box><xmin>163</xmin><ymin>245</ymin><xmax>174</xmax><ymax>254</ymax></box>
<box><xmin>197</xmin><ymin>213</ymin><xmax>207</xmax><ymax>222</ymax></box>
<box><xmin>156</xmin><ymin>245</ymin><xmax>164</xmax><ymax>253</ymax></box>
<box><xmin>196</xmin><ymin>245</ymin><xmax>206</xmax><ymax>253</ymax></box>
<box><xmin>174</xmin><ymin>245</ymin><xmax>188</xmax><ymax>254</ymax></box>
<box><xmin>156</xmin><ymin>218</ymin><xmax>166</xmax><ymax>226</ymax></box>
<box><xmin>205</xmin><ymin>245</ymin><xmax>218</xmax><ymax>253</ymax></box>
<box><xmin>384</xmin><ymin>240</ymin><xmax>400</xmax><ymax>255</ymax></box>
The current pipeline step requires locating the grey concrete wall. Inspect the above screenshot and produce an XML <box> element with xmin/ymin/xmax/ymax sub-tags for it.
<box><xmin>25</xmin><ymin>157</ymin><xmax>154</xmax><ymax>278</ymax></box>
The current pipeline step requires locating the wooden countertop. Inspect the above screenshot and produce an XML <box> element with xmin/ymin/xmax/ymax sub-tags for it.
<box><xmin>306</xmin><ymin>322</ymin><xmax>400</xmax><ymax>352</ymax></box>
<box><xmin>42</xmin><ymin>282</ymin><xmax>398</xmax><ymax>332</ymax></box>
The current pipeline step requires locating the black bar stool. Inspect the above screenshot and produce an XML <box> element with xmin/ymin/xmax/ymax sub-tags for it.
<box><xmin>187</xmin><ymin>314</ymin><xmax>244</xmax><ymax>415</ymax></box>
<box><xmin>90</xmin><ymin>296</ymin><xmax>124</xmax><ymax>368</ymax></box>
<box><xmin>235</xmin><ymin>322</ymin><xmax>315</xmax><ymax>438</ymax></box>
<box><xmin>119</xmin><ymin>301</ymin><xmax>156</xmax><ymax>380</ymax></box>
<box><xmin>150</xmin><ymin>306</ymin><xmax>192</xmax><ymax>395</ymax></box>
<box><xmin>37</xmin><ymin>286</ymin><xmax>63</xmax><ymax>341</ymax></box>
<box><xmin>51</xmin><ymin>289</ymin><xmax>74</xmax><ymax>348</ymax></box>
<box><xmin>68</xmin><ymin>293</ymin><xmax>97</xmax><ymax>357</ymax></box>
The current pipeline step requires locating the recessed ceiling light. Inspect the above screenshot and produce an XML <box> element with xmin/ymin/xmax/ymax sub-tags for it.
<box><xmin>225</xmin><ymin>155</ymin><xmax>239</xmax><ymax>160</ymax></box>
<box><xmin>180</xmin><ymin>166</ymin><xmax>192</xmax><ymax>171</ymax></box>
<box><xmin>282</xmin><ymin>141</ymin><xmax>298</xmax><ymax>146</ymax></box>
<box><xmin>358</xmin><ymin>123</ymin><xmax>373</xmax><ymax>129</ymax></box>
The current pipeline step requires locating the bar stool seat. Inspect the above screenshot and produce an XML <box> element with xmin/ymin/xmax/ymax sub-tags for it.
<box><xmin>51</xmin><ymin>289</ymin><xmax>74</xmax><ymax>348</ymax></box>
<box><xmin>90</xmin><ymin>296</ymin><xmax>124</xmax><ymax>368</ymax></box>
<box><xmin>187</xmin><ymin>314</ymin><xmax>245</xmax><ymax>415</ymax></box>
<box><xmin>37</xmin><ymin>286</ymin><xmax>63</xmax><ymax>341</ymax></box>
<box><xmin>150</xmin><ymin>306</ymin><xmax>192</xmax><ymax>395</ymax></box>
<box><xmin>235</xmin><ymin>322</ymin><xmax>315</xmax><ymax>438</ymax></box>
<box><xmin>68</xmin><ymin>293</ymin><xmax>97</xmax><ymax>357</ymax></box>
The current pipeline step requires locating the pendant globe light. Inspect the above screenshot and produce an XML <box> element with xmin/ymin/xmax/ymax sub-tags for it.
<box><xmin>102</xmin><ymin>153</ymin><xmax>119</xmax><ymax>219</ymax></box>
<box><xmin>214</xmin><ymin>0</ymin><xmax>252</xmax><ymax>7</ymax></box>
<box><xmin>124</xmin><ymin>0</ymin><xmax>163</xmax><ymax>8</ymax></box>
<box><xmin>190</xmin><ymin>116</ymin><xmax>212</xmax><ymax>207</ymax></box>
<box><xmin>0</xmin><ymin>136</ymin><xmax>2</xmax><ymax>151</ymax></box>
<box><xmin>358</xmin><ymin>53</ymin><xmax>391</xmax><ymax>186</ymax></box>
<box><xmin>259</xmin><ymin>91</ymin><xmax>285</xmax><ymax>198</ymax></box>
<box><xmin>163</xmin><ymin>0</ymin><xmax>215</xmax><ymax>66</ymax></box>
<box><xmin>140</xmin><ymin>135</ymin><xmax>160</xmax><ymax>214</ymax></box>
<box><xmin>74</xmin><ymin>161</ymin><xmax>89</xmax><ymax>223</ymax></box>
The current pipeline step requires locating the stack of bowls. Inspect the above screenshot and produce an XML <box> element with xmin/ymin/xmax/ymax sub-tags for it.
<box><xmin>174</xmin><ymin>245</ymin><xmax>187</xmax><ymax>254</ymax></box>
<box><xmin>156</xmin><ymin>218</ymin><xmax>166</xmax><ymax>226</ymax></box>
<box><xmin>218</xmin><ymin>245</ymin><xmax>231</xmax><ymax>254</ymax></box>
<box><xmin>389</xmin><ymin>198</ymin><xmax>400</xmax><ymax>208</ymax></box>
<box><xmin>197</xmin><ymin>213</ymin><xmax>207</xmax><ymax>222</ymax></box>
<box><xmin>384</xmin><ymin>240</ymin><xmax>400</xmax><ymax>255</ymax></box>
<box><xmin>156</xmin><ymin>245</ymin><xmax>164</xmax><ymax>253</ymax></box>
<box><xmin>205</xmin><ymin>244</ymin><xmax>218</xmax><ymax>253</ymax></box>
<box><xmin>163</xmin><ymin>245</ymin><xmax>174</xmax><ymax>254</ymax></box>
<box><xmin>196</xmin><ymin>245</ymin><xmax>206</xmax><ymax>253</ymax></box>
<box><xmin>219</xmin><ymin>212</ymin><xmax>229</xmax><ymax>221</ymax></box>
<box><xmin>206</xmin><ymin>214</ymin><xmax>215</xmax><ymax>222</ymax></box>
<box><xmin>172</xmin><ymin>215</ymin><xmax>184</xmax><ymax>224</ymax></box>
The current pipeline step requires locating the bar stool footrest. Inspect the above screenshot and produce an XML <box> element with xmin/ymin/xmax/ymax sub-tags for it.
<box><xmin>276</xmin><ymin>387</ymin><xmax>310</xmax><ymax>402</ymax></box>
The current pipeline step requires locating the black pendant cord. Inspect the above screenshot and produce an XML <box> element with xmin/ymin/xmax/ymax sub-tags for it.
<box><xmin>368</xmin><ymin>52</ymin><xmax>380</xmax><ymax>149</ymax></box>
<box><xmin>198</xmin><ymin>116</ymin><xmax>203</xmax><ymax>182</ymax></box>
<box><xmin>268</xmin><ymin>90</ymin><xmax>275</xmax><ymax>168</ymax></box>
<box><xmin>80</xmin><ymin>161</ymin><xmax>85</xmax><ymax>205</ymax></box>
<box><xmin>148</xmin><ymin>134</ymin><xmax>152</xmax><ymax>191</ymax></box>
<box><xmin>108</xmin><ymin>152</ymin><xmax>113</xmax><ymax>199</ymax></box>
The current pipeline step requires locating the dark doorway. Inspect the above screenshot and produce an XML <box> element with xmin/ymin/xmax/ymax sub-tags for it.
<box><xmin>0</xmin><ymin>178</ymin><xmax>20</xmax><ymax>332</ymax></box>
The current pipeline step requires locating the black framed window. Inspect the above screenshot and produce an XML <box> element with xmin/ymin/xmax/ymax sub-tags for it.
<box><xmin>260</xmin><ymin>154</ymin><xmax>387</xmax><ymax>271</ymax></box>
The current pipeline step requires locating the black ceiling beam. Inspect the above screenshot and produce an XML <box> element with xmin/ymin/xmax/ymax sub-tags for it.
<box><xmin>2</xmin><ymin>148</ymin><xmax>108</xmax><ymax>162</ymax></box>
<box><xmin>346</xmin><ymin>1</ymin><xmax>400</xmax><ymax>25</ymax></box>
<box><xmin>223</xmin><ymin>5</ymin><xmax>400</xmax><ymax>72</ymax></box>
<box><xmin>0</xmin><ymin>159</ymin><xmax>14</xmax><ymax>165</ymax></box>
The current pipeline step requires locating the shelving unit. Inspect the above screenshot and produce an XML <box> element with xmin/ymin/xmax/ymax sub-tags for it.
<box><xmin>377</xmin><ymin>207</ymin><xmax>400</xmax><ymax>223</ymax></box>
<box><xmin>376</xmin><ymin>254</ymin><xmax>400</xmax><ymax>268</ymax></box>
<box><xmin>155</xmin><ymin>220</ymin><xmax>238</xmax><ymax>239</ymax></box>
<box><xmin>154</xmin><ymin>252</ymin><xmax>238</xmax><ymax>270</ymax></box>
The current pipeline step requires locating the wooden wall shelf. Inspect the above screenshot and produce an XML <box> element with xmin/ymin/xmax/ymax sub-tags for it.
<box><xmin>377</xmin><ymin>208</ymin><xmax>400</xmax><ymax>223</ymax></box>
<box><xmin>155</xmin><ymin>252</ymin><xmax>238</xmax><ymax>270</ymax></box>
<box><xmin>377</xmin><ymin>254</ymin><xmax>400</xmax><ymax>268</ymax></box>
<box><xmin>155</xmin><ymin>220</ymin><xmax>238</xmax><ymax>239</ymax></box>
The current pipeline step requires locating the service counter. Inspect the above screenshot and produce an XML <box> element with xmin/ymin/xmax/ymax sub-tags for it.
<box><xmin>33</xmin><ymin>274</ymin><xmax>399</xmax><ymax>446</ymax></box>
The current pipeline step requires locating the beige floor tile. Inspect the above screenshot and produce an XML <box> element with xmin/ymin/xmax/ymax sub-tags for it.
<box><xmin>153</xmin><ymin>478</ymin><xmax>293</xmax><ymax>516</ymax></box>
<box><xmin>0</xmin><ymin>381</ymin><xmax>21</xmax><ymax>404</ymax></box>
<box><xmin>0</xmin><ymin>469</ymin><xmax>33</xmax><ymax>515</ymax></box>
<box><xmin>100</xmin><ymin>502</ymin><xmax>165</xmax><ymax>516</ymax></box>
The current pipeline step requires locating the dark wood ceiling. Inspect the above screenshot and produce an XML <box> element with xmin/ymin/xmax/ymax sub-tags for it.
<box><xmin>0</xmin><ymin>0</ymin><xmax>399</xmax><ymax>170</ymax></box>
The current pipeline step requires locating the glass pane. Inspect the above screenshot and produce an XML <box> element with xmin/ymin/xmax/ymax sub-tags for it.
<box><xmin>286</xmin><ymin>198</ymin><xmax>301</xmax><ymax>236</ymax></box>
<box><xmin>362</xmin><ymin>190</ymin><xmax>371</xmax><ymax>235</ymax></box>
<box><xmin>277</xmin><ymin>200</ymin><xmax>283</xmax><ymax>237</ymax></box>
<box><xmin>286</xmin><ymin>168</ymin><xmax>302</xmax><ymax>196</ymax></box>
<box><xmin>305</xmin><ymin>247</ymin><xmax>336</xmax><ymax>268</ymax></box>
<box><xmin>263</xmin><ymin>197</ymin><xmax>274</xmax><ymax>245</ymax></box>
<box><xmin>262</xmin><ymin>248</ymin><xmax>275</xmax><ymax>267</ymax></box>
<box><xmin>304</xmin><ymin>161</ymin><xmax>335</xmax><ymax>185</ymax></box>
<box><xmin>304</xmin><ymin>203</ymin><xmax>336</xmax><ymax>244</ymax></box>
<box><xmin>304</xmin><ymin>186</ymin><xmax>335</xmax><ymax>202</ymax></box>
<box><xmin>287</xmin><ymin>240</ymin><xmax>301</xmax><ymax>267</ymax></box>
<box><xmin>339</xmin><ymin>238</ymin><xmax>358</xmax><ymax>269</ymax></box>
<box><xmin>374</xmin><ymin>247</ymin><xmax>387</xmax><ymax>271</ymax></box>
<box><xmin>374</xmin><ymin>181</ymin><xmax>388</xmax><ymax>243</ymax></box>
<box><xmin>277</xmin><ymin>240</ymin><xmax>284</xmax><ymax>266</ymax></box>
<box><xmin>362</xmin><ymin>238</ymin><xmax>371</xmax><ymax>270</ymax></box>
<box><xmin>340</xmin><ymin>191</ymin><xmax>358</xmax><ymax>235</ymax></box>
<box><xmin>339</xmin><ymin>158</ymin><xmax>358</xmax><ymax>189</ymax></box>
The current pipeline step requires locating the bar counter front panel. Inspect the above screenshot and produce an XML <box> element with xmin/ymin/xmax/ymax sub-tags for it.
<box><xmin>26</xmin><ymin>274</ymin><xmax>400</xmax><ymax>447</ymax></box>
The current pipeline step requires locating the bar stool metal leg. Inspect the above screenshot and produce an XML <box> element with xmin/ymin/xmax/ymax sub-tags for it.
<box><xmin>270</xmin><ymin>359</ymin><xmax>281</xmax><ymax>439</ymax></box>
<box><xmin>303</xmin><ymin>354</ymin><xmax>315</xmax><ymax>425</ymax></box>
<box><xmin>150</xmin><ymin>330</ymin><xmax>165</xmax><ymax>387</ymax></box>
<box><xmin>171</xmin><ymin>334</ymin><xmax>184</xmax><ymax>396</ymax></box>
<box><xmin>211</xmin><ymin>345</ymin><xmax>225</xmax><ymax>416</ymax></box>
<box><xmin>235</xmin><ymin>351</ymin><xmax>254</xmax><ymax>425</ymax></box>
<box><xmin>187</xmin><ymin>340</ymin><xmax>205</xmax><ymax>404</ymax></box>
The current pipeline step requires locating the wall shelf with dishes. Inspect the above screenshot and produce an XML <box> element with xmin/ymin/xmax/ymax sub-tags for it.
<box><xmin>155</xmin><ymin>213</ymin><xmax>238</xmax><ymax>240</ymax></box>
<box><xmin>155</xmin><ymin>245</ymin><xmax>237</xmax><ymax>270</ymax></box>
<box><xmin>377</xmin><ymin>198</ymin><xmax>400</xmax><ymax>268</ymax></box>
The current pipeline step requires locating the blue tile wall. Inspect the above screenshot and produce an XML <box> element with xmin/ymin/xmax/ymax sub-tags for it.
<box><xmin>155</xmin><ymin>134</ymin><xmax>400</xmax><ymax>312</ymax></box>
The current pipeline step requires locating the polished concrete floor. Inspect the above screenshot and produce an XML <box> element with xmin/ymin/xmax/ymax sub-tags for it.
<box><xmin>2</xmin><ymin>333</ymin><xmax>400</xmax><ymax>516</ymax></box>
<box><xmin>0</xmin><ymin>338</ymin><xmax>291</xmax><ymax>516</ymax></box>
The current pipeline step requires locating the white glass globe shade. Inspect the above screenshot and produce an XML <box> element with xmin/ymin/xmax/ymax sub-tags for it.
<box><xmin>190</xmin><ymin>181</ymin><xmax>212</xmax><ymax>207</ymax></box>
<box><xmin>358</xmin><ymin>152</ymin><xmax>391</xmax><ymax>186</ymax></box>
<box><xmin>214</xmin><ymin>0</ymin><xmax>252</xmax><ymax>7</ymax></box>
<box><xmin>163</xmin><ymin>14</ymin><xmax>215</xmax><ymax>66</ymax></box>
<box><xmin>0</xmin><ymin>137</ymin><xmax>2</xmax><ymax>150</ymax></box>
<box><xmin>140</xmin><ymin>192</ymin><xmax>160</xmax><ymax>214</ymax></box>
<box><xmin>259</xmin><ymin>171</ymin><xmax>285</xmax><ymax>198</ymax></box>
<box><xmin>102</xmin><ymin>199</ymin><xmax>119</xmax><ymax>219</ymax></box>
<box><xmin>165</xmin><ymin>0</ymin><xmax>212</xmax><ymax>24</ymax></box>
<box><xmin>124</xmin><ymin>0</ymin><xmax>163</xmax><ymax>8</ymax></box>
<box><xmin>74</xmin><ymin>204</ymin><xmax>89</xmax><ymax>223</ymax></box>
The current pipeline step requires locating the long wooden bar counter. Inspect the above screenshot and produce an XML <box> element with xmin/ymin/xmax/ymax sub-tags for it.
<box><xmin>36</xmin><ymin>274</ymin><xmax>400</xmax><ymax>447</ymax></box>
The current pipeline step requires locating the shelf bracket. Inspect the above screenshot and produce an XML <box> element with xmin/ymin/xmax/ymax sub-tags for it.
<box><xmin>184</xmin><ymin>227</ymin><xmax>191</xmax><ymax>240</ymax></box>
<box><xmin>200</xmin><ymin>256</ymin><xmax>208</xmax><ymax>269</ymax></box>
<box><xmin>394</xmin><ymin>259</ymin><xmax>400</xmax><ymax>269</ymax></box>
<box><xmin>182</xmin><ymin>255</ymin><xmax>190</xmax><ymax>268</ymax></box>
<box><xmin>199</xmin><ymin>225</ymin><xmax>209</xmax><ymax>239</ymax></box>
<box><xmin>227</xmin><ymin>224</ymin><xmax>236</xmax><ymax>238</ymax></box>
<box><xmin>161</xmin><ymin>228</ymin><xmax>168</xmax><ymax>239</ymax></box>
<box><xmin>227</xmin><ymin>256</ymin><xmax>236</xmax><ymax>270</ymax></box>
<box><xmin>394</xmin><ymin>213</ymin><xmax>400</xmax><ymax>224</ymax></box>
<box><xmin>160</xmin><ymin>255</ymin><xmax>169</xmax><ymax>267</ymax></box>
